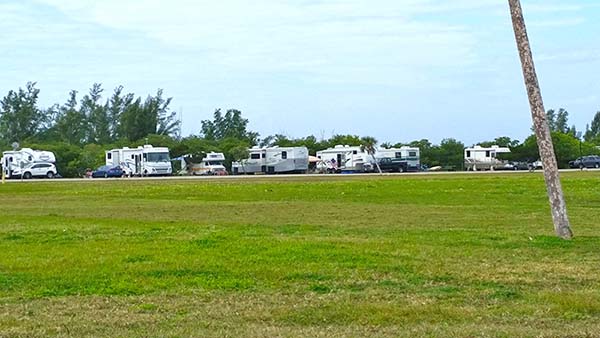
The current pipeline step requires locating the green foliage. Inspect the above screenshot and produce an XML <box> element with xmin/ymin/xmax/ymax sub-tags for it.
<box><xmin>507</xmin><ymin>133</ymin><xmax>600</xmax><ymax>168</ymax></box>
<box><xmin>584</xmin><ymin>111</ymin><xmax>600</xmax><ymax>143</ymax></box>
<box><xmin>201</xmin><ymin>109</ymin><xmax>258</xmax><ymax>144</ymax></box>
<box><xmin>0</xmin><ymin>82</ymin><xmax>45</xmax><ymax>143</ymax></box>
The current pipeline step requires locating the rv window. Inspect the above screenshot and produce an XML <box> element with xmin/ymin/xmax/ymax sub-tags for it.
<box><xmin>281</xmin><ymin>151</ymin><xmax>287</xmax><ymax>159</ymax></box>
<box><xmin>250</xmin><ymin>153</ymin><xmax>260</xmax><ymax>160</ymax></box>
<box><xmin>261</xmin><ymin>153</ymin><xmax>266</xmax><ymax>159</ymax></box>
<box><xmin>28</xmin><ymin>156</ymin><xmax>33</xmax><ymax>161</ymax></box>
<box><xmin>9</xmin><ymin>157</ymin><xmax>13</xmax><ymax>162</ymax></box>
<box><xmin>353</xmin><ymin>150</ymin><xmax>358</xmax><ymax>155</ymax></box>
<box><xmin>143</xmin><ymin>154</ymin><xmax>147</xmax><ymax>161</ymax></box>
<box><xmin>395</xmin><ymin>152</ymin><xmax>402</xmax><ymax>158</ymax></box>
<box><xmin>466</xmin><ymin>151</ymin><xmax>471</xmax><ymax>158</ymax></box>
<box><xmin>485</xmin><ymin>151</ymin><xmax>491</xmax><ymax>157</ymax></box>
<box><xmin>409</xmin><ymin>151</ymin><xmax>417</xmax><ymax>157</ymax></box>
<box><xmin>131</xmin><ymin>155</ymin><xmax>135</xmax><ymax>159</ymax></box>
<box><xmin>107</xmin><ymin>153</ymin><xmax>112</xmax><ymax>160</ymax></box>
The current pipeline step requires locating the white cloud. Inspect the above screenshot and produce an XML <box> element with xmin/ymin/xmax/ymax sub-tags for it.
<box><xmin>33</xmin><ymin>0</ymin><xmax>494</xmax><ymax>86</ymax></box>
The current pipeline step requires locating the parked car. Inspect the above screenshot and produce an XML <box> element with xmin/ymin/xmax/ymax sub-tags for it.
<box><xmin>376</xmin><ymin>157</ymin><xmax>409</xmax><ymax>173</ymax></box>
<box><xmin>92</xmin><ymin>165</ymin><xmax>124</xmax><ymax>178</ymax></box>
<box><xmin>569</xmin><ymin>155</ymin><xmax>600</xmax><ymax>169</ymax></box>
<box><xmin>11</xmin><ymin>162</ymin><xmax>58</xmax><ymax>179</ymax></box>
<box><xmin>496</xmin><ymin>162</ymin><xmax>530</xmax><ymax>171</ymax></box>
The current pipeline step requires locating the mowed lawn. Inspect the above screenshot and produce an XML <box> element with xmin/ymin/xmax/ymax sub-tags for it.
<box><xmin>1</xmin><ymin>173</ymin><xmax>599</xmax><ymax>337</ymax></box>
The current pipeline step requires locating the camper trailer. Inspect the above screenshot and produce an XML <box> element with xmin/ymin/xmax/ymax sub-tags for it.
<box><xmin>106</xmin><ymin>145</ymin><xmax>172</xmax><ymax>176</ymax></box>
<box><xmin>232</xmin><ymin>146</ymin><xmax>309</xmax><ymax>175</ymax></box>
<box><xmin>375</xmin><ymin>147</ymin><xmax>421</xmax><ymax>171</ymax></box>
<box><xmin>316</xmin><ymin>145</ymin><xmax>370</xmax><ymax>173</ymax></box>
<box><xmin>464</xmin><ymin>145</ymin><xmax>511</xmax><ymax>171</ymax></box>
<box><xmin>179</xmin><ymin>152</ymin><xmax>228</xmax><ymax>176</ymax></box>
<box><xmin>2</xmin><ymin>148</ymin><xmax>56</xmax><ymax>178</ymax></box>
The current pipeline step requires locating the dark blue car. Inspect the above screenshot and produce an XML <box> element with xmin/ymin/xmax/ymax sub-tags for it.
<box><xmin>92</xmin><ymin>165</ymin><xmax>124</xmax><ymax>178</ymax></box>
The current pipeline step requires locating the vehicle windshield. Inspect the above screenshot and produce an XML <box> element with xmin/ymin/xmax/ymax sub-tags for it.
<box><xmin>146</xmin><ymin>152</ymin><xmax>170</xmax><ymax>162</ymax></box>
<box><xmin>208</xmin><ymin>161</ymin><xmax>223</xmax><ymax>165</ymax></box>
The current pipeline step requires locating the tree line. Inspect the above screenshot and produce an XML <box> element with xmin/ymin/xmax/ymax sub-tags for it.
<box><xmin>1</xmin><ymin>82</ymin><xmax>599</xmax><ymax>177</ymax></box>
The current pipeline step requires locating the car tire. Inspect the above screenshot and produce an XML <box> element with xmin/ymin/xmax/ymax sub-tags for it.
<box><xmin>46</xmin><ymin>172</ymin><xmax>54</xmax><ymax>179</ymax></box>
<box><xmin>104</xmin><ymin>173</ymin><xmax>108</xmax><ymax>178</ymax></box>
<box><xmin>595</xmin><ymin>163</ymin><xmax>600</xmax><ymax>169</ymax></box>
<box><xmin>398</xmin><ymin>167</ymin><xmax>404</xmax><ymax>173</ymax></box>
<box><xmin>23</xmin><ymin>172</ymin><xmax>32</xmax><ymax>179</ymax></box>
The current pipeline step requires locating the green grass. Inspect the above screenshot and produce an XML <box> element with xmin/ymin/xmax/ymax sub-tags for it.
<box><xmin>1</xmin><ymin>173</ymin><xmax>599</xmax><ymax>337</ymax></box>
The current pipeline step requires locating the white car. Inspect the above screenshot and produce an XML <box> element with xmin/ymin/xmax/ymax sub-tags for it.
<box><xmin>12</xmin><ymin>163</ymin><xmax>58</xmax><ymax>179</ymax></box>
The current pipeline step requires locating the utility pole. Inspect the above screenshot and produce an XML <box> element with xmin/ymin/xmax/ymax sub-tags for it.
<box><xmin>508</xmin><ymin>0</ymin><xmax>573</xmax><ymax>239</ymax></box>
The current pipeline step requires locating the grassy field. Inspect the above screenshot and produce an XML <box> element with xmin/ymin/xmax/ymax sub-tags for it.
<box><xmin>1</xmin><ymin>172</ymin><xmax>599</xmax><ymax>337</ymax></box>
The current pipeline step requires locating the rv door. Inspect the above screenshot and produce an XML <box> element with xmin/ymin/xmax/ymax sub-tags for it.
<box><xmin>134</xmin><ymin>154</ymin><xmax>142</xmax><ymax>175</ymax></box>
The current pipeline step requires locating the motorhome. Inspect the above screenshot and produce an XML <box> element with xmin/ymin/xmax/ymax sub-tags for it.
<box><xmin>464</xmin><ymin>145</ymin><xmax>511</xmax><ymax>171</ymax></box>
<box><xmin>316</xmin><ymin>145</ymin><xmax>370</xmax><ymax>172</ymax></box>
<box><xmin>375</xmin><ymin>147</ymin><xmax>420</xmax><ymax>171</ymax></box>
<box><xmin>106</xmin><ymin>145</ymin><xmax>172</xmax><ymax>176</ymax></box>
<box><xmin>179</xmin><ymin>152</ymin><xmax>228</xmax><ymax>176</ymax></box>
<box><xmin>2</xmin><ymin>148</ymin><xmax>56</xmax><ymax>178</ymax></box>
<box><xmin>232</xmin><ymin>146</ymin><xmax>309</xmax><ymax>174</ymax></box>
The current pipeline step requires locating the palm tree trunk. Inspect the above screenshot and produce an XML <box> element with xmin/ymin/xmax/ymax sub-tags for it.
<box><xmin>372</xmin><ymin>154</ymin><xmax>382</xmax><ymax>174</ymax></box>
<box><xmin>508</xmin><ymin>0</ymin><xmax>573</xmax><ymax>239</ymax></box>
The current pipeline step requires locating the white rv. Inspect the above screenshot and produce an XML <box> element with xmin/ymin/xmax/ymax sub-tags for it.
<box><xmin>316</xmin><ymin>145</ymin><xmax>369</xmax><ymax>172</ymax></box>
<box><xmin>232</xmin><ymin>146</ymin><xmax>309</xmax><ymax>175</ymax></box>
<box><xmin>464</xmin><ymin>145</ymin><xmax>511</xmax><ymax>171</ymax></box>
<box><xmin>180</xmin><ymin>152</ymin><xmax>228</xmax><ymax>176</ymax></box>
<box><xmin>106</xmin><ymin>145</ymin><xmax>172</xmax><ymax>176</ymax></box>
<box><xmin>375</xmin><ymin>147</ymin><xmax>421</xmax><ymax>171</ymax></box>
<box><xmin>2</xmin><ymin>148</ymin><xmax>56</xmax><ymax>178</ymax></box>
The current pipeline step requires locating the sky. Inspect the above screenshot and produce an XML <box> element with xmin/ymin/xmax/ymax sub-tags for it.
<box><xmin>1</xmin><ymin>0</ymin><xmax>599</xmax><ymax>146</ymax></box>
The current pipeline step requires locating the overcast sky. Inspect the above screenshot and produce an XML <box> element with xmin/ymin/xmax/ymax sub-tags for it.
<box><xmin>1</xmin><ymin>0</ymin><xmax>599</xmax><ymax>145</ymax></box>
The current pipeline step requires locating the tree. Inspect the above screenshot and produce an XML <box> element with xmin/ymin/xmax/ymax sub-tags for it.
<box><xmin>509</xmin><ymin>0</ymin><xmax>572</xmax><ymax>239</ymax></box>
<box><xmin>119</xmin><ymin>89</ymin><xmax>180</xmax><ymax>142</ymax></box>
<box><xmin>0</xmin><ymin>82</ymin><xmax>44</xmax><ymax>143</ymax></box>
<box><xmin>437</xmin><ymin>138</ymin><xmax>465</xmax><ymax>170</ymax></box>
<box><xmin>53</xmin><ymin>90</ymin><xmax>88</xmax><ymax>145</ymax></box>
<box><xmin>200</xmin><ymin>109</ymin><xmax>258</xmax><ymax>144</ymax></box>
<box><xmin>80</xmin><ymin>83</ymin><xmax>110</xmax><ymax>144</ymax></box>
<box><xmin>360</xmin><ymin>136</ymin><xmax>381</xmax><ymax>174</ymax></box>
<box><xmin>229</xmin><ymin>145</ymin><xmax>250</xmax><ymax>174</ymax></box>
<box><xmin>584</xmin><ymin>111</ymin><xmax>600</xmax><ymax>143</ymax></box>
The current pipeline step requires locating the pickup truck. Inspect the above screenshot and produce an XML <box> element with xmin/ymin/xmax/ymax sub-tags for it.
<box><xmin>376</xmin><ymin>157</ymin><xmax>409</xmax><ymax>173</ymax></box>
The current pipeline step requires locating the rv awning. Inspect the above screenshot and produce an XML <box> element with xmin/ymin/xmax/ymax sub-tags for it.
<box><xmin>308</xmin><ymin>156</ymin><xmax>320</xmax><ymax>163</ymax></box>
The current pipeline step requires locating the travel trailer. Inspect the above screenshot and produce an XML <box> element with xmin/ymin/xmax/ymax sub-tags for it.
<box><xmin>2</xmin><ymin>148</ymin><xmax>56</xmax><ymax>178</ymax></box>
<box><xmin>179</xmin><ymin>152</ymin><xmax>228</xmax><ymax>176</ymax></box>
<box><xmin>375</xmin><ymin>147</ymin><xmax>421</xmax><ymax>171</ymax></box>
<box><xmin>464</xmin><ymin>145</ymin><xmax>511</xmax><ymax>171</ymax></box>
<box><xmin>316</xmin><ymin>145</ymin><xmax>369</xmax><ymax>173</ymax></box>
<box><xmin>106</xmin><ymin>145</ymin><xmax>172</xmax><ymax>176</ymax></box>
<box><xmin>232</xmin><ymin>146</ymin><xmax>309</xmax><ymax>174</ymax></box>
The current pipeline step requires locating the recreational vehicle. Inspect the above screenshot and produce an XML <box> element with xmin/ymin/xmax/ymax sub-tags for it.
<box><xmin>1</xmin><ymin>148</ymin><xmax>56</xmax><ymax>178</ymax></box>
<box><xmin>316</xmin><ymin>145</ymin><xmax>368</xmax><ymax>172</ymax></box>
<box><xmin>464</xmin><ymin>145</ymin><xmax>511</xmax><ymax>171</ymax></box>
<box><xmin>106</xmin><ymin>145</ymin><xmax>172</xmax><ymax>176</ymax></box>
<box><xmin>179</xmin><ymin>152</ymin><xmax>228</xmax><ymax>176</ymax></box>
<box><xmin>232</xmin><ymin>146</ymin><xmax>309</xmax><ymax>174</ymax></box>
<box><xmin>375</xmin><ymin>147</ymin><xmax>421</xmax><ymax>171</ymax></box>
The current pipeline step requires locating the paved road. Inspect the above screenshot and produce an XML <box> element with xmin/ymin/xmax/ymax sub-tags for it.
<box><xmin>2</xmin><ymin>168</ymin><xmax>598</xmax><ymax>184</ymax></box>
